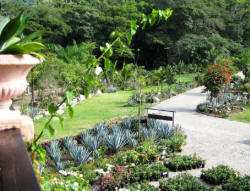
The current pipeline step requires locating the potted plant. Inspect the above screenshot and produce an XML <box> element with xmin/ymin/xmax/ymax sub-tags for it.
<box><xmin>0</xmin><ymin>12</ymin><xmax>45</xmax><ymax>126</ymax></box>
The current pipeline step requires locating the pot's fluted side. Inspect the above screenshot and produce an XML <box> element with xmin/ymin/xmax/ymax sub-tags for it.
<box><xmin>0</xmin><ymin>55</ymin><xmax>42</xmax><ymax>136</ymax></box>
<box><xmin>0</xmin><ymin>54</ymin><xmax>41</xmax><ymax>112</ymax></box>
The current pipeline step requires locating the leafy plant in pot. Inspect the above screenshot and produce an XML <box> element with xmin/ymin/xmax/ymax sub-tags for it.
<box><xmin>0</xmin><ymin>12</ymin><xmax>45</xmax><ymax>128</ymax></box>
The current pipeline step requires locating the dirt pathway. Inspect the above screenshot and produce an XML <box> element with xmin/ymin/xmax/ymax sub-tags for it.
<box><xmin>155</xmin><ymin>87</ymin><xmax>250</xmax><ymax>175</ymax></box>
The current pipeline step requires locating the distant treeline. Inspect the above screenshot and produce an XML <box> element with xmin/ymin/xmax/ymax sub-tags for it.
<box><xmin>1</xmin><ymin>0</ymin><xmax>250</xmax><ymax>68</ymax></box>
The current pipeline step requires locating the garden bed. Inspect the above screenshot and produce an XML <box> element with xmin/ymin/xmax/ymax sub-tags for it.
<box><xmin>197</xmin><ymin>104</ymin><xmax>246</xmax><ymax>118</ymax></box>
<box><xmin>37</xmin><ymin>116</ymin><xmax>250</xmax><ymax>191</ymax></box>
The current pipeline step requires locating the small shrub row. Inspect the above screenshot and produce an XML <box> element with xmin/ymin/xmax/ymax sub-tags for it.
<box><xmin>201</xmin><ymin>165</ymin><xmax>237</xmax><ymax>185</ymax></box>
<box><xmin>165</xmin><ymin>154</ymin><xmax>205</xmax><ymax>171</ymax></box>
<box><xmin>159</xmin><ymin>173</ymin><xmax>211</xmax><ymax>191</ymax></box>
<box><xmin>222</xmin><ymin>175</ymin><xmax>250</xmax><ymax>191</ymax></box>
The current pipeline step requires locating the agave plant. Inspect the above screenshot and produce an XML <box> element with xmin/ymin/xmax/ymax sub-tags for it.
<box><xmin>46</xmin><ymin>140</ymin><xmax>69</xmax><ymax>170</ymax></box>
<box><xmin>155</xmin><ymin>123</ymin><xmax>172</xmax><ymax>139</ymax></box>
<box><xmin>81</xmin><ymin>131</ymin><xmax>100</xmax><ymax>157</ymax></box>
<box><xmin>55</xmin><ymin>161</ymin><xmax>69</xmax><ymax>171</ymax></box>
<box><xmin>94</xmin><ymin>123</ymin><xmax>108</xmax><ymax>144</ymax></box>
<box><xmin>63</xmin><ymin>137</ymin><xmax>75</xmax><ymax>151</ymax></box>
<box><xmin>124</xmin><ymin>129</ymin><xmax>137</xmax><ymax>147</ymax></box>
<box><xmin>122</xmin><ymin>118</ymin><xmax>132</xmax><ymax>130</ymax></box>
<box><xmin>149</xmin><ymin>119</ymin><xmax>161</xmax><ymax>130</ymax></box>
<box><xmin>141</xmin><ymin>127</ymin><xmax>155</xmax><ymax>140</ymax></box>
<box><xmin>0</xmin><ymin>12</ymin><xmax>45</xmax><ymax>57</ymax></box>
<box><xmin>106</xmin><ymin>129</ymin><xmax>128</xmax><ymax>153</ymax></box>
<box><xmin>53</xmin><ymin>151</ymin><xmax>62</xmax><ymax>163</ymax></box>
<box><xmin>111</xmin><ymin>125</ymin><xmax>122</xmax><ymax>134</ymax></box>
<box><xmin>47</xmin><ymin>140</ymin><xmax>60</xmax><ymax>159</ymax></box>
<box><xmin>69</xmin><ymin>145</ymin><xmax>91</xmax><ymax>164</ymax></box>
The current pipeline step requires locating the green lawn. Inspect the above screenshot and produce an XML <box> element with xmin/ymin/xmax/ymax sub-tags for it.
<box><xmin>35</xmin><ymin>73</ymin><xmax>196</xmax><ymax>142</ymax></box>
<box><xmin>35</xmin><ymin>90</ymin><xmax>152</xmax><ymax>142</ymax></box>
<box><xmin>229</xmin><ymin>104</ymin><xmax>250</xmax><ymax>124</ymax></box>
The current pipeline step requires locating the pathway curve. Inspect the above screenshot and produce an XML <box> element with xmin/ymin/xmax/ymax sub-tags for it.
<box><xmin>155</xmin><ymin>87</ymin><xmax>250</xmax><ymax>175</ymax></box>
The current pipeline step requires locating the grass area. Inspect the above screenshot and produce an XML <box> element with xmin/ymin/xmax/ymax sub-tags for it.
<box><xmin>35</xmin><ymin>91</ymin><xmax>152</xmax><ymax>142</ymax></box>
<box><xmin>229</xmin><ymin>104</ymin><xmax>250</xmax><ymax>124</ymax></box>
<box><xmin>35</xmin><ymin>73</ymin><xmax>197</xmax><ymax>142</ymax></box>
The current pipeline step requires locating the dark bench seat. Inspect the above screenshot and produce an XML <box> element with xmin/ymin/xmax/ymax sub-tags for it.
<box><xmin>146</xmin><ymin>108</ymin><xmax>176</xmax><ymax>126</ymax></box>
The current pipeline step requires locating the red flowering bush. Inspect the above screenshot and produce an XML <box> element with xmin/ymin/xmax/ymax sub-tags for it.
<box><xmin>204</xmin><ymin>62</ymin><xmax>231</xmax><ymax>98</ymax></box>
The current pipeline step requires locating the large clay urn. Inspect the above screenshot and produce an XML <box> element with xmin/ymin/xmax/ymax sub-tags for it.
<box><xmin>0</xmin><ymin>54</ymin><xmax>42</xmax><ymax>139</ymax></box>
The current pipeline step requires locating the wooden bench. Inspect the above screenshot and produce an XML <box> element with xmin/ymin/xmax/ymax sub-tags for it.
<box><xmin>146</xmin><ymin>108</ymin><xmax>176</xmax><ymax>126</ymax></box>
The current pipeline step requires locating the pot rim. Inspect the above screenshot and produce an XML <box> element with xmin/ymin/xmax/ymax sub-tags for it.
<box><xmin>0</xmin><ymin>54</ymin><xmax>42</xmax><ymax>65</ymax></box>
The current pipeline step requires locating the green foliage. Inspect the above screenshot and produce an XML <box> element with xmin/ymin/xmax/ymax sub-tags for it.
<box><xmin>125</xmin><ymin>181</ymin><xmax>155</xmax><ymax>191</ymax></box>
<box><xmin>201</xmin><ymin>165</ymin><xmax>237</xmax><ymax>185</ymax></box>
<box><xmin>146</xmin><ymin>65</ymin><xmax>176</xmax><ymax>86</ymax></box>
<box><xmin>158</xmin><ymin>135</ymin><xmax>187</xmax><ymax>153</ymax></box>
<box><xmin>221</xmin><ymin>175</ymin><xmax>250</xmax><ymax>191</ymax></box>
<box><xmin>40</xmin><ymin>171</ymin><xmax>90</xmax><ymax>191</ymax></box>
<box><xmin>105</xmin><ymin>163</ymin><xmax>169</xmax><ymax>184</ymax></box>
<box><xmin>0</xmin><ymin>11</ymin><xmax>45</xmax><ymax>57</ymax></box>
<box><xmin>159</xmin><ymin>173</ymin><xmax>211</xmax><ymax>191</ymax></box>
<box><xmin>229</xmin><ymin>104</ymin><xmax>250</xmax><ymax>123</ymax></box>
<box><xmin>194</xmin><ymin>74</ymin><xmax>204</xmax><ymax>86</ymax></box>
<box><xmin>204</xmin><ymin>63</ymin><xmax>231</xmax><ymax>98</ymax></box>
<box><xmin>117</xmin><ymin>63</ymin><xmax>134</xmax><ymax>89</ymax></box>
<box><xmin>244</xmin><ymin>83</ymin><xmax>250</xmax><ymax>94</ymax></box>
<box><xmin>166</xmin><ymin>154</ymin><xmax>205</xmax><ymax>171</ymax></box>
<box><xmin>234</xmin><ymin>50</ymin><xmax>250</xmax><ymax>83</ymax></box>
<box><xmin>2</xmin><ymin>0</ymin><xmax>249</xmax><ymax>69</ymax></box>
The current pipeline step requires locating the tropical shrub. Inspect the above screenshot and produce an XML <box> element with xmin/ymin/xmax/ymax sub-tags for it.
<box><xmin>244</xmin><ymin>83</ymin><xmax>250</xmax><ymax>94</ymax></box>
<box><xmin>204</xmin><ymin>63</ymin><xmax>231</xmax><ymax>98</ymax></box>
<box><xmin>194</xmin><ymin>74</ymin><xmax>204</xmax><ymax>86</ymax></box>
<box><xmin>201</xmin><ymin>165</ymin><xmax>237</xmax><ymax>185</ymax></box>
<box><xmin>0</xmin><ymin>11</ymin><xmax>45</xmax><ymax>56</ymax></box>
<box><xmin>117</xmin><ymin>63</ymin><xmax>134</xmax><ymax>89</ymax></box>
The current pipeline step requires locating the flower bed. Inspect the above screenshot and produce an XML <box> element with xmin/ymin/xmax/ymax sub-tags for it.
<box><xmin>38</xmin><ymin>116</ymin><xmax>250</xmax><ymax>191</ymax></box>
<box><xmin>101</xmin><ymin>163</ymin><xmax>169</xmax><ymax>190</ymax></box>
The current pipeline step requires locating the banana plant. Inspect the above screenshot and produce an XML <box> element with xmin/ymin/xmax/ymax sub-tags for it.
<box><xmin>0</xmin><ymin>11</ymin><xmax>45</xmax><ymax>58</ymax></box>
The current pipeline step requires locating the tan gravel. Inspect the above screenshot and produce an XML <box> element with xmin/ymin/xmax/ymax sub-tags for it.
<box><xmin>155</xmin><ymin>87</ymin><xmax>250</xmax><ymax>175</ymax></box>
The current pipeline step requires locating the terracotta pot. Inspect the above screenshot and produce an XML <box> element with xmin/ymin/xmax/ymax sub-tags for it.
<box><xmin>0</xmin><ymin>54</ymin><xmax>42</xmax><ymax>126</ymax></box>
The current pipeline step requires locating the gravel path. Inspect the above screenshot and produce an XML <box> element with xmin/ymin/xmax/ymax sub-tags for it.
<box><xmin>154</xmin><ymin>86</ymin><xmax>250</xmax><ymax>175</ymax></box>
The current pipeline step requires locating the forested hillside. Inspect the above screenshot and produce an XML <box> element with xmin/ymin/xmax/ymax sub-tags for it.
<box><xmin>2</xmin><ymin>0</ymin><xmax>249</xmax><ymax>66</ymax></box>
<box><xmin>1</xmin><ymin>0</ymin><xmax>249</xmax><ymax>93</ymax></box>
